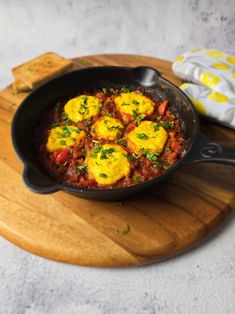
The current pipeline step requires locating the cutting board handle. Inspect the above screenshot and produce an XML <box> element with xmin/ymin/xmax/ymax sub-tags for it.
<box><xmin>185</xmin><ymin>132</ymin><xmax>235</xmax><ymax>165</ymax></box>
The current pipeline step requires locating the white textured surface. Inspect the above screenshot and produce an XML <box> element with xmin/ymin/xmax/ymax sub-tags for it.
<box><xmin>0</xmin><ymin>0</ymin><xmax>235</xmax><ymax>313</ymax></box>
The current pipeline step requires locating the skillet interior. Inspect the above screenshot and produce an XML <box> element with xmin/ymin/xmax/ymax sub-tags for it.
<box><xmin>12</xmin><ymin>66</ymin><xmax>199</xmax><ymax>200</ymax></box>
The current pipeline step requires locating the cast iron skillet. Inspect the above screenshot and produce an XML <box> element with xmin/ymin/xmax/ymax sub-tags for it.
<box><xmin>11</xmin><ymin>66</ymin><xmax>235</xmax><ymax>201</ymax></box>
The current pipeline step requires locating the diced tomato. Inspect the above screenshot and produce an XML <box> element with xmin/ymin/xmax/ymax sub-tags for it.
<box><xmin>171</xmin><ymin>139</ymin><xmax>181</xmax><ymax>152</ymax></box>
<box><xmin>54</xmin><ymin>149</ymin><xmax>69</xmax><ymax>164</ymax></box>
<box><xmin>158</xmin><ymin>100</ymin><xmax>169</xmax><ymax>116</ymax></box>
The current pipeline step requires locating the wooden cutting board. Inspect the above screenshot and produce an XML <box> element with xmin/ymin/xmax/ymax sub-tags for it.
<box><xmin>0</xmin><ymin>54</ymin><xmax>234</xmax><ymax>267</ymax></box>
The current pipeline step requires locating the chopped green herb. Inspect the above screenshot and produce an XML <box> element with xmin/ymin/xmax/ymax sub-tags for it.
<box><xmin>121</xmin><ymin>87</ymin><xmax>131</xmax><ymax>93</ymax></box>
<box><xmin>115</xmin><ymin>223</ymin><xmax>131</xmax><ymax>235</ymax></box>
<box><xmin>76</xmin><ymin>164</ymin><xmax>87</xmax><ymax>174</ymax></box>
<box><xmin>107</xmin><ymin>125</ymin><xmax>120</xmax><ymax>131</ymax></box>
<box><xmin>102</xmin><ymin>87</ymin><xmax>107</xmax><ymax>94</ymax></box>
<box><xmin>54</xmin><ymin>102</ymin><xmax>61</xmax><ymax>112</ymax></box>
<box><xmin>99</xmin><ymin>173</ymin><xmax>107</xmax><ymax>178</ymax></box>
<box><xmin>135</xmin><ymin>113</ymin><xmax>146</xmax><ymax>124</ymax></box>
<box><xmin>132</xmin><ymin>99</ymin><xmax>139</xmax><ymax>105</ymax></box>
<box><xmin>156</xmin><ymin>115</ymin><xmax>162</xmax><ymax>121</ymax></box>
<box><xmin>70</xmin><ymin>138</ymin><xmax>76</xmax><ymax>142</ymax></box>
<box><xmin>61</xmin><ymin>112</ymin><xmax>68</xmax><ymax>120</ymax></box>
<box><xmin>60</xmin><ymin>140</ymin><xmax>66</xmax><ymax>146</ymax></box>
<box><xmin>100</xmin><ymin>148</ymin><xmax>115</xmax><ymax>160</ymax></box>
<box><xmin>134</xmin><ymin>175</ymin><xmax>142</xmax><ymax>183</ymax></box>
<box><xmin>140</xmin><ymin>148</ymin><xmax>149</xmax><ymax>154</ymax></box>
<box><xmin>89</xmin><ymin>146</ymin><xmax>102</xmax><ymax>158</ymax></box>
<box><xmin>163</xmin><ymin>165</ymin><xmax>170</xmax><ymax>170</ymax></box>
<box><xmin>165</xmin><ymin>147</ymin><xmax>170</xmax><ymax>152</ymax></box>
<box><xmin>162</xmin><ymin>121</ymin><xmax>174</xmax><ymax>128</ymax></box>
<box><xmin>104</xmin><ymin>119</ymin><xmax>108</xmax><ymax>124</ymax></box>
<box><xmin>126</xmin><ymin>154</ymin><xmax>133</xmax><ymax>161</ymax></box>
<box><xmin>132</xmin><ymin>109</ymin><xmax>138</xmax><ymax>117</ymax></box>
<box><xmin>61</xmin><ymin>126</ymin><xmax>72</xmax><ymax>137</ymax></box>
<box><xmin>152</xmin><ymin>123</ymin><xmax>160</xmax><ymax>132</ymax></box>
<box><xmin>121</xmin><ymin>102</ymin><xmax>129</xmax><ymax>106</ymax></box>
<box><xmin>146</xmin><ymin>152</ymin><xmax>160</xmax><ymax>161</ymax></box>
<box><xmin>137</xmin><ymin>133</ymin><xmax>149</xmax><ymax>140</ymax></box>
<box><xmin>51</xmin><ymin>123</ymin><xmax>58</xmax><ymax>128</ymax></box>
<box><xmin>118</xmin><ymin>138</ymin><xmax>127</xmax><ymax>146</ymax></box>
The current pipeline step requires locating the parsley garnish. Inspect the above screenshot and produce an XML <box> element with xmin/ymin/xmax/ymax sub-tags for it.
<box><xmin>100</xmin><ymin>148</ymin><xmax>115</xmax><ymax>160</ymax></box>
<box><xmin>156</xmin><ymin>115</ymin><xmax>162</xmax><ymax>121</ymax></box>
<box><xmin>137</xmin><ymin>133</ymin><xmax>149</xmax><ymax>140</ymax></box>
<box><xmin>121</xmin><ymin>87</ymin><xmax>131</xmax><ymax>93</ymax></box>
<box><xmin>60</xmin><ymin>140</ymin><xmax>66</xmax><ymax>146</ymax></box>
<box><xmin>135</xmin><ymin>113</ymin><xmax>146</xmax><ymax>124</ymax></box>
<box><xmin>146</xmin><ymin>152</ymin><xmax>160</xmax><ymax>161</ymax></box>
<box><xmin>118</xmin><ymin>138</ymin><xmax>127</xmax><ymax>146</ymax></box>
<box><xmin>76</xmin><ymin>164</ymin><xmax>87</xmax><ymax>174</ymax></box>
<box><xmin>51</xmin><ymin>123</ymin><xmax>59</xmax><ymax>128</ymax></box>
<box><xmin>99</xmin><ymin>173</ymin><xmax>107</xmax><ymax>178</ymax></box>
<box><xmin>54</xmin><ymin>102</ymin><xmax>61</xmax><ymax>112</ymax></box>
<box><xmin>102</xmin><ymin>87</ymin><xmax>107</xmax><ymax>94</ymax></box>
<box><xmin>132</xmin><ymin>99</ymin><xmax>139</xmax><ymax>105</ymax></box>
<box><xmin>107</xmin><ymin>126</ymin><xmax>120</xmax><ymax>131</ymax></box>
<box><xmin>134</xmin><ymin>175</ymin><xmax>142</xmax><ymax>183</ymax></box>
<box><xmin>152</xmin><ymin>123</ymin><xmax>159</xmax><ymax>132</ymax></box>
<box><xmin>89</xmin><ymin>146</ymin><xmax>102</xmax><ymax>158</ymax></box>
<box><xmin>115</xmin><ymin>224</ymin><xmax>131</xmax><ymax>235</ymax></box>
<box><xmin>162</xmin><ymin>121</ymin><xmax>174</xmax><ymax>128</ymax></box>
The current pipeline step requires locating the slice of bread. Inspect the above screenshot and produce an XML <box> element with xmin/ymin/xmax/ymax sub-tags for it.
<box><xmin>12</xmin><ymin>52</ymin><xmax>73</xmax><ymax>90</ymax></box>
<box><xmin>13</xmin><ymin>79</ymin><xmax>32</xmax><ymax>92</ymax></box>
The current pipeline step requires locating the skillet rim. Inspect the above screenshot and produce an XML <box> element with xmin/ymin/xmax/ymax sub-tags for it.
<box><xmin>11</xmin><ymin>66</ymin><xmax>200</xmax><ymax>195</ymax></box>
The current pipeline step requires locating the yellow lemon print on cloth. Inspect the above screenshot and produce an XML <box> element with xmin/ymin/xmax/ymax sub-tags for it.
<box><xmin>211</xmin><ymin>63</ymin><xmax>230</xmax><ymax>71</ymax></box>
<box><xmin>200</xmin><ymin>71</ymin><xmax>221</xmax><ymax>88</ymax></box>
<box><xmin>226</xmin><ymin>56</ymin><xmax>235</xmax><ymax>65</ymax></box>
<box><xmin>207</xmin><ymin>92</ymin><xmax>229</xmax><ymax>103</ymax></box>
<box><xmin>232</xmin><ymin>71</ymin><xmax>235</xmax><ymax>79</ymax></box>
<box><xmin>175</xmin><ymin>55</ymin><xmax>184</xmax><ymax>62</ymax></box>
<box><xmin>180</xmin><ymin>83</ymin><xmax>189</xmax><ymax>89</ymax></box>
<box><xmin>205</xmin><ymin>49</ymin><xmax>224</xmax><ymax>59</ymax></box>
<box><xmin>189</xmin><ymin>97</ymin><xmax>206</xmax><ymax>115</ymax></box>
<box><xmin>191</xmin><ymin>48</ymin><xmax>202</xmax><ymax>53</ymax></box>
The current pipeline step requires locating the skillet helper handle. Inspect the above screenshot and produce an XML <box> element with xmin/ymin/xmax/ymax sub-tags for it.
<box><xmin>23</xmin><ymin>164</ymin><xmax>60</xmax><ymax>194</ymax></box>
<box><xmin>186</xmin><ymin>133</ymin><xmax>235</xmax><ymax>165</ymax></box>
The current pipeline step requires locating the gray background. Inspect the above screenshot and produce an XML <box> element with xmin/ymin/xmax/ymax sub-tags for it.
<box><xmin>0</xmin><ymin>0</ymin><xmax>235</xmax><ymax>313</ymax></box>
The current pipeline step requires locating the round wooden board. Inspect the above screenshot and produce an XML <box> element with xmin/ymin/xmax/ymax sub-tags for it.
<box><xmin>0</xmin><ymin>54</ymin><xmax>234</xmax><ymax>267</ymax></box>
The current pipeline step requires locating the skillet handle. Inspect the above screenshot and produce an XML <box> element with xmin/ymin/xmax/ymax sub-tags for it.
<box><xmin>185</xmin><ymin>132</ymin><xmax>235</xmax><ymax>165</ymax></box>
<box><xmin>23</xmin><ymin>164</ymin><xmax>60</xmax><ymax>194</ymax></box>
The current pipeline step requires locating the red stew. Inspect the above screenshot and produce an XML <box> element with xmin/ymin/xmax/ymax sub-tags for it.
<box><xmin>33</xmin><ymin>88</ymin><xmax>185</xmax><ymax>189</ymax></box>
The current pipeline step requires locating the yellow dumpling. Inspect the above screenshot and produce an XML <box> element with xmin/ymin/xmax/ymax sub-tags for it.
<box><xmin>64</xmin><ymin>95</ymin><xmax>101</xmax><ymax>122</ymax></box>
<box><xmin>115</xmin><ymin>92</ymin><xmax>154</xmax><ymax>120</ymax></box>
<box><xmin>126</xmin><ymin>121</ymin><xmax>168</xmax><ymax>154</ymax></box>
<box><xmin>92</xmin><ymin>116</ymin><xmax>123</xmax><ymax>140</ymax></box>
<box><xmin>86</xmin><ymin>144</ymin><xmax>130</xmax><ymax>185</ymax></box>
<box><xmin>46</xmin><ymin>125</ymin><xmax>86</xmax><ymax>152</ymax></box>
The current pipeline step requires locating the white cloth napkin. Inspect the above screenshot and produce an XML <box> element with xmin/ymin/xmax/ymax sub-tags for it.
<box><xmin>172</xmin><ymin>48</ymin><xmax>235</xmax><ymax>128</ymax></box>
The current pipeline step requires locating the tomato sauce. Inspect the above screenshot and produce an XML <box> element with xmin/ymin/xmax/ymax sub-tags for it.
<box><xmin>33</xmin><ymin>88</ymin><xmax>185</xmax><ymax>189</ymax></box>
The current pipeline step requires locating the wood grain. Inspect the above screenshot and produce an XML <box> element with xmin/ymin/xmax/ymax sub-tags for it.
<box><xmin>0</xmin><ymin>54</ymin><xmax>234</xmax><ymax>267</ymax></box>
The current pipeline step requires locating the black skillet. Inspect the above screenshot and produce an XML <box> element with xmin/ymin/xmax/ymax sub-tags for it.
<box><xmin>11</xmin><ymin>66</ymin><xmax>235</xmax><ymax>201</ymax></box>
